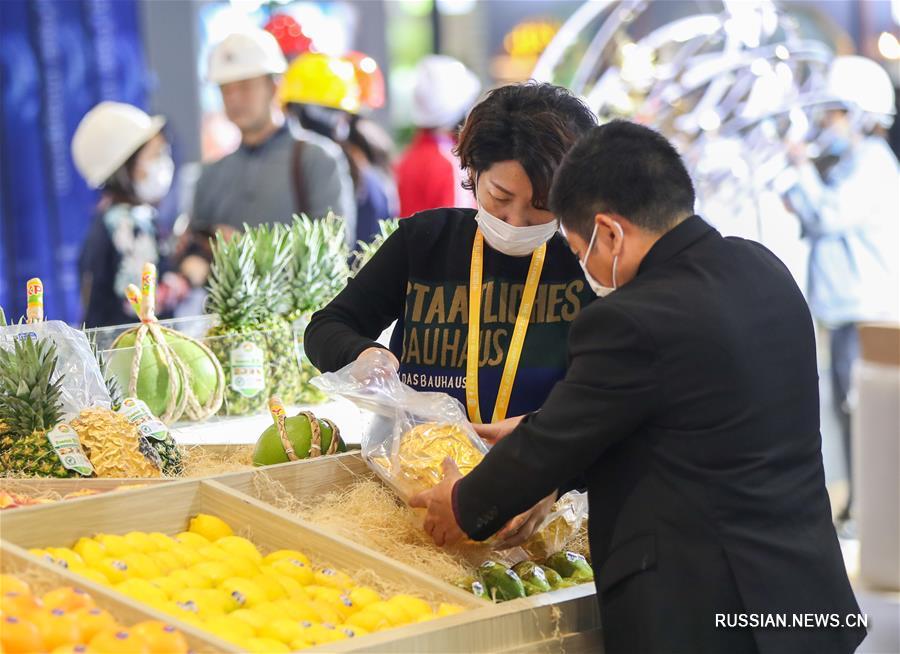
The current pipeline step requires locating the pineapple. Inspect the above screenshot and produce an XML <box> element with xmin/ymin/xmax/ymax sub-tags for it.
<box><xmin>71</xmin><ymin>408</ymin><xmax>161</xmax><ymax>478</ymax></box>
<box><xmin>287</xmin><ymin>214</ymin><xmax>351</xmax><ymax>404</ymax></box>
<box><xmin>206</xmin><ymin>231</ymin><xmax>270</xmax><ymax>415</ymax></box>
<box><xmin>0</xmin><ymin>337</ymin><xmax>82</xmax><ymax>478</ymax></box>
<box><xmin>350</xmin><ymin>218</ymin><xmax>399</xmax><ymax>276</ymax></box>
<box><xmin>247</xmin><ymin>223</ymin><xmax>299</xmax><ymax>403</ymax></box>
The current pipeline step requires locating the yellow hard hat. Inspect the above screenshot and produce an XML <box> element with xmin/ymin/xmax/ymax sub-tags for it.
<box><xmin>280</xmin><ymin>53</ymin><xmax>361</xmax><ymax>113</ymax></box>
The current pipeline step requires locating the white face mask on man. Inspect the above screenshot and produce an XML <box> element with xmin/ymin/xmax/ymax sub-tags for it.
<box><xmin>580</xmin><ymin>221</ymin><xmax>623</xmax><ymax>297</ymax></box>
<box><xmin>474</xmin><ymin>201</ymin><xmax>558</xmax><ymax>257</ymax></box>
<box><xmin>134</xmin><ymin>154</ymin><xmax>175</xmax><ymax>204</ymax></box>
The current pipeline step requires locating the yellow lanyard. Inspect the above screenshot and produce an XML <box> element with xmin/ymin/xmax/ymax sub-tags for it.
<box><xmin>466</xmin><ymin>229</ymin><xmax>547</xmax><ymax>424</ymax></box>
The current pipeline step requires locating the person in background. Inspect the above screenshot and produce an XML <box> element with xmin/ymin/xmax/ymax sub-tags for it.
<box><xmin>73</xmin><ymin>102</ymin><xmax>187</xmax><ymax>328</ymax></box>
<box><xmin>190</xmin><ymin>29</ymin><xmax>356</xmax><ymax>245</ymax></box>
<box><xmin>283</xmin><ymin>52</ymin><xmax>396</xmax><ymax>244</ymax></box>
<box><xmin>395</xmin><ymin>55</ymin><xmax>481</xmax><ymax>217</ymax></box>
<box><xmin>413</xmin><ymin>121</ymin><xmax>865</xmax><ymax>654</ymax></box>
<box><xmin>785</xmin><ymin>55</ymin><xmax>900</xmax><ymax>531</ymax></box>
<box><xmin>306</xmin><ymin>83</ymin><xmax>596</xmax><ymax>546</ymax></box>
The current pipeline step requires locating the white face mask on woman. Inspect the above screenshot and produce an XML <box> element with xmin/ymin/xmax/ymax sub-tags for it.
<box><xmin>580</xmin><ymin>221</ymin><xmax>623</xmax><ymax>297</ymax></box>
<box><xmin>474</xmin><ymin>201</ymin><xmax>558</xmax><ymax>257</ymax></box>
<box><xmin>134</xmin><ymin>154</ymin><xmax>174</xmax><ymax>204</ymax></box>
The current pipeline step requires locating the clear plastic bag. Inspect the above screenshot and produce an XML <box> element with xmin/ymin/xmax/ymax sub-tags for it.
<box><xmin>311</xmin><ymin>350</ymin><xmax>488</xmax><ymax>502</ymax></box>
<box><xmin>522</xmin><ymin>491</ymin><xmax>588</xmax><ymax>559</ymax></box>
<box><xmin>0</xmin><ymin>321</ymin><xmax>111</xmax><ymax>416</ymax></box>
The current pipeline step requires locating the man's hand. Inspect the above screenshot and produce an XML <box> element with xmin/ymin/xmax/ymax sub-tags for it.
<box><xmin>493</xmin><ymin>490</ymin><xmax>558</xmax><ymax>550</ymax></box>
<box><xmin>472</xmin><ymin>415</ymin><xmax>525</xmax><ymax>446</ymax></box>
<box><xmin>409</xmin><ymin>458</ymin><xmax>466</xmax><ymax>547</ymax></box>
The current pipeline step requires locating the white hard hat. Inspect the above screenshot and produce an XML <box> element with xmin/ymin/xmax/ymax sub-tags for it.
<box><xmin>71</xmin><ymin>102</ymin><xmax>166</xmax><ymax>189</ymax></box>
<box><xmin>208</xmin><ymin>29</ymin><xmax>287</xmax><ymax>85</ymax></box>
<box><xmin>826</xmin><ymin>55</ymin><xmax>896</xmax><ymax>122</ymax></box>
<box><xmin>411</xmin><ymin>55</ymin><xmax>481</xmax><ymax>129</ymax></box>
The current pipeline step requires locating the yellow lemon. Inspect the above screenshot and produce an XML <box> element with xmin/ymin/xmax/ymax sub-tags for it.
<box><xmin>76</xmin><ymin>568</ymin><xmax>110</xmax><ymax>586</ymax></box>
<box><xmin>174</xmin><ymin>531</ymin><xmax>210</xmax><ymax>549</ymax></box>
<box><xmin>348</xmin><ymin>586</ymin><xmax>381</xmax><ymax>610</ymax></box>
<box><xmin>271</xmin><ymin>558</ymin><xmax>314</xmax><ymax>586</ymax></box>
<box><xmin>148</xmin><ymin>576</ymin><xmax>185</xmax><ymax>599</ymax></box>
<box><xmin>169</xmin><ymin>568</ymin><xmax>212</xmax><ymax>590</ymax></box>
<box><xmin>263</xmin><ymin>549</ymin><xmax>311</xmax><ymax>567</ymax></box>
<box><xmin>94</xmin><ymin>534</ymin><xmax>132</xmax><ymax>558</ymax></box>
<box><xmin>249</xmin><ymin>574</ymin><xmax>286</xmax><ymax>602</ymax></box>
<box><xmin>346</xmin><ymin>609</ymin><xmax>391</xmax><ymax>632</ymax></box>
<box><xmin>258</xmin><ymin>619</ymin><xmax>304</xmax><ymax>644</ymax></box>
<box><xmin>250</xmin><ymin>601</ymin><xmax>284</xmax><ymax>620</ymax></box>
<box><xmin>273</xmin><ymin>600</ymin><xmax>319</xmax><ymax>623</ymax></box>
<box><xmin>313</xmin><ymin>568</ymin><xmax>354</xmax><ymax>590</ymax></box>
<box><xmin>196</xmin><ymin>545</ymin><xmax>231</xmax><ymax>564</ymax></box>
<box><xmin>73</xmin><ymin>538</ymin><xmax>107</xmax><ymax>566</ymax></box>
<box><xmin>219</xmin><ymin>578</ymin><xmax>268</xmax><ymax>609</ymax></box>
<box><xmin>273</xmin><ymin>575</ymin><xmax>308</xmax><ymax>601</ymax></box>
<box><xmin>121</xmin><ymin>553</ymin><xmax>162</xmax><ymax>579</ymax></box>
<box><xmin>94</xmin><ymin>558</ymin><xmax>130</xmax><ymax>584</ymax></box>
<box><xmin>190</xmin><ymin>561</ymin><xmax>235</xmax><ymax>586</ymax></box>
<box><xmin>204</xmin><ymin>615</ymin><xmax>255</xmax><ymax>643</ymax></box>
<box><xmin>215</xmin><ymin>536</ymin><xmax>262</xmax><ymax>563</ymax></box>
<box><xmin>309</xmin><ymin>600</ymin><xmax>341</xmax><ymax>625</ymax></box>
<box><xmin>115</xmin><ymin>579</ymin><xmax>169</xmax><ymax>605</ymax></box>
<box><xmin>188</xmin><ymin>514</ymin><xmax>233</xmax><ymax>541</ymax></box>
<box><xmin>46</xmin><ymin>548</ymin><xmax>85</xmax><ymax>569</ymax></box>
<box><xmin>339</xmin><ymin>625</ymin><xmax>369</xmax><ymax>639</ymax></box>
<box><xmin>388</xmin><ymin>594</ymin><xmax>433</xmax><ymax>621</ymax></box>
<box><xmin>367</xmin><ymin>600</ymin><xmax>411</xmax><ymax>626</ymax></box>
<box><xmin>147</xmin><ymin>532</ymin><xmax>176</xmax><ymax>550</ymax></box>
<box><xmin>28</xmin><ymin>548</ymin><xmax>57</xmax><ymax>565</ymax></box>
<box><xmin>437</xmin><ymin>602</ymin><xmax>465</xmax><ymax>617</ymax></box>
<box><xmin>229</xmin><ymin>608</ymin><xmax>267</xmax><ymax>632</ymax></box>
<box><xmin>244</xmin><ymin>637</ymin><xmax>290</xmax><ymax>653</ymax></box>
<box><xmin>146</xmin><ymin>551</ymin><xmax>180</xmax><ymax>575</ymax></box>
<box><xmin>223</xmin><ymin>556</ymin><xmax>259</xmax><ymax>578</ymax></box>
<box><xmin>169</xmin><ymin>544</ymin><xmax>203</xmax><ymax>568</ymax></box>
<box><xmin>123</xmin><ymin>531</ymin><xmax>156</xmax><ymax>553</ymax></box>
<box><xmin>299</xmin><ymin>623</ymin><xmax>347</xmax><ymax>645</ymax></box>
<box><xmin>173</xmin><ymin>589</ymin><xmax>227</xmax><ymax>619</ymax></box>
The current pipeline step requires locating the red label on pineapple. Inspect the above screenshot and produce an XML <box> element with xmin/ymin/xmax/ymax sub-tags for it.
<box><xmin>230</xmin><ymin>342</ymin><xmax>265</xmax><ymax>398</ymax></box>
<box><xmin>46</xmin><ymin>424</ymin><xmax>94</xmax><ymax>476</ymax></box>
<box><xmin>120</xmin><ymin>398</ymin><xmax>169</xmax><ymax>441</ymax></box>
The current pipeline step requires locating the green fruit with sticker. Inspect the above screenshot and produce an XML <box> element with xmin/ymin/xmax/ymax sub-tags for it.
<box><xmin>512</xmin><ymin>561</ymin><xmax>551</xmax><ymax>595</ymax></box>
<box><xmin>478</xmin><ymin>561</ymin><xmax>526</xmax><ymax>602</ymax></box>
<box><xmin>252</xmin><ymin>414</ymin><xmax>346</xmax><ymax>466</ymax></box>
<box><xmin>546</xmin><ymin>551</ymin><xmax>594</xmax><ymax>583</ymax></box>
<box><xmin>454</xmin><ymin>576</ymin><xmax>488</xmax><ymax>600</ymax></box>
<box><xmin>539</xmin><ymin>565</ymin><xmax>564</xmax><ymax>589</ymax></box>
<box><xmin>107</xmin><ymin>334</ymin><xmax>185</xmax><ymax>419</ymax></box>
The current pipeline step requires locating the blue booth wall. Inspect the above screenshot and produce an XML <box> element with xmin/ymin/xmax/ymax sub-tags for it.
<box><xmin>0</xmin><ymin>0</ymin><xmax>150</xmax><ymax>325</ymax></box>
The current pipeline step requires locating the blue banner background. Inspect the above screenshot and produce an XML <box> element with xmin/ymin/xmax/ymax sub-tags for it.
<box><xmin>0</xmin><ymin>0</ymin><xmax>149</xmax><ymax>324</ymax></box>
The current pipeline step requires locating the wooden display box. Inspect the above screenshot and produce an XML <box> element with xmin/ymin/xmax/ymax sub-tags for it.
<box><xmin>216</xmin><ymin>454</ymin><xmax>604</xmax><ymax>652</ymax></box>
<box><xmin>0</xmin><ymin>541</ymin><xmax>236</xmax><ymax>653</ymax></box>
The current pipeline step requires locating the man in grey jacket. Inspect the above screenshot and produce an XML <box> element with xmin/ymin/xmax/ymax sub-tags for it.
<box><xmin>191</xmin><ymin>29</ymin><xmax>356</xmax><ymax>245</ymax></box>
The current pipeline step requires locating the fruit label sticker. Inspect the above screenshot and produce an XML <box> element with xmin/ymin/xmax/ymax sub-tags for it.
<box><xmin>230</xmin><ymin>342</ymin><xmax>265</xmax><ymax>397</ymax></box>
<box><xmin>46</xmin><ymin>424</ymin><xmax>94</xmax><ymax>476</ymax></box>
<box><xmin>120</xmin><ymin>398</ymin><xmax>169</xmax><ymax>442</ymax></box>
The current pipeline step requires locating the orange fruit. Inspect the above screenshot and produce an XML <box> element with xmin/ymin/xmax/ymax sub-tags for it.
<box><xmin>0</xmin><ymin>616</ymin><xmax>43</xmax><ymax>654</ymax></box>
<box><xmin>0</xmin><ymin>576</ymin><xmax>31</xmax><ymax>597</ymax></box>
<box><xmin>50</xmin><ymin>646</ymin><xmax>88</xmax><ymax>654</ymax></box>
<box><xmin>73</xmin><ymin>607</ymin><xmax>119</xmax><ymax>642</ymax></box>
<box><xmin>131</xmin><ymin>621</ymin><xmax>189</xmax><ymax>654</ymax></box>
<box><xmin>0</xmin><ymin>592</ymin><xmax>41</xmax><ymax>617</ymax></box>
<box><xmin>42</xmin><ymin>587</ymin><xmax>95</xmax><ymax>612</ymax></box>
<box><xmin>88</xmin><ymin>629</ymin><xmax>151</xmax><ymax>654</ymax></box>
<box><xmin>31</xmin><ymin>608</ymin><xmax>81</xmax><ymax>650</ymax></box>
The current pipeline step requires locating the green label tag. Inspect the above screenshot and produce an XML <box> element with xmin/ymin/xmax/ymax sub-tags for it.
<box><xmin>119</xmin><ymin>397</ymin><xmax>169</xmax><ymax>441</ymax></box>
<box><xmin>46</xmin><ymin>424</ymin><xmax>94</xmax><ymax>476</ymax></box>
<box><xmin>230</xmin><ymin>341</ymin><xmax>265</xmax><ymax>398</ymax></box>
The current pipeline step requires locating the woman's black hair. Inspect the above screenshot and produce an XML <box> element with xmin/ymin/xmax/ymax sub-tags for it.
<box><xmin>455</xmin><ymin>82</ymin><xmax>597</xmax><ymax>209</ymax></box>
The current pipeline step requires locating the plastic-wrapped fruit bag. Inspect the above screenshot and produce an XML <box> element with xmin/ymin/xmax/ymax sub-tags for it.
<box><xmin>522</xmin><ymin>491</ymin><xmax>588</xmax><ymax>559</ymax></box>
<box><xmin>0</xmin><ymin>321</ymin><xmax>111</xmax><ymax>416</ymax></box>
<box><xmin>311</xmin><ymin>351</ymin><xmax>488</xmax><ymax>502</ymax></box>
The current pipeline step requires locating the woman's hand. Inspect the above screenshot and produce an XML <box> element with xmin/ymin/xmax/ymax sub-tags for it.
<box><xmin>351</xmin><ymin>347</ymin><xmax>400</xmax><ymax>382</ymax></box>
<box><xmin>472</xmin><ymin>415</ymin><xmax>525</xmax><ymax>446</ymax></box>
<box><xmin>493</xmin><ymin>490</ymin><xmax>558</xmax><ymax>550</ymax></box>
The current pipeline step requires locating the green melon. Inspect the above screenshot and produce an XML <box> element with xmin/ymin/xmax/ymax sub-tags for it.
<box><xmin>107</xmin><ymin>333</ymin><xmax>185</xmax><ymax>419</ymax></box>
<box><xmin>166</xmin><ymin>333</ymin><xmax>220</xmax><ymax>407</ymax></box>
<box><xmin>253</xmin><ymin>414</ymin><xmax>346</xmax><ymax>466</ymax></box>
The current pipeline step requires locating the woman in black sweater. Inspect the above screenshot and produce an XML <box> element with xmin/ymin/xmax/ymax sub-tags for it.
<box><xmin>305</xmin><ymin>82</ymin><xmax>596</xmax><ymax>545</ymax></box>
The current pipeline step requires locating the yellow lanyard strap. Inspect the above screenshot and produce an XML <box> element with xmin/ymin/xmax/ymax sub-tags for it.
<box><xmin>466</xmin><ymin>229</ymin><xmax>547</xmax><ymax>424</ymax></box>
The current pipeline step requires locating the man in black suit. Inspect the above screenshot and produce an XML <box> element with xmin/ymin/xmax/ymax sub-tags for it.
<box><xmin>411</xmin><ymin>121</ymin><xmax>865</xmax><ymax>654</ymax></box>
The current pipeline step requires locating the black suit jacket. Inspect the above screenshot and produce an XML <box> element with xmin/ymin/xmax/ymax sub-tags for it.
<box><xmin>455</xmin><ymin>216</ymin><xmax>865</xmax><ymax>654</ymax></box>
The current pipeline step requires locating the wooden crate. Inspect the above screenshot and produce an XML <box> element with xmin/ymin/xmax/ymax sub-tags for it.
<box><xmin>0</xmin><ymin>541</ymin><xmax>238</xmax><ymax>653</ymax></box>
<box><xmin>216</xmin><ymin>454</ymin><xmax>603</xmax><ymax>652</ymax></box>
